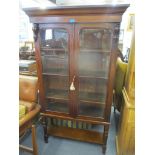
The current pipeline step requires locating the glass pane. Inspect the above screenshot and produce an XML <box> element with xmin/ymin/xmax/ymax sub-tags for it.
<box><xmin>78</xmin><ymin>28</ymin><xmax>112</xmax><ymax>117</ymax></box>
<box><xmin>40</xmin><ymin>28</ymin><xmax>68</xmax><ymax>75</ymax></box>
<box><xmin>80</xmin><ymin>28</ymin><xmax>112</xmax><ymax>52</ymax></box>
<box><xmin>79</xmin><ymin>52</ymin><xmax>110</xmax><ymax>78</ymax></box>
<box><xmin>79</xmin><ymin>78</ymin><xmax>107</xmax><ymax>117</ymax></box>
<box><xmin>40</xmin><ymin>28</ymin><xmax>69</xmax><ymax>113</ymax></box>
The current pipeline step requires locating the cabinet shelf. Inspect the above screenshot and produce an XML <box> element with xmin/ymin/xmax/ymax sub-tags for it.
<box><xmin>79</xmin><ymin>70</ymin><xmax>108</xmax><ymax>78</ymax></box>
<box><xmin>79</xmin><ymin>75</ymin><xmax>107</xmax><ymax>80</ymax></box>
<box><xmin>46</xmin><ymin>90</ymin><xmax>68</xmax><ymax>100</ymax></box>
<box><xmin>80</xmin><ymin>49</ymin><xmax>111</xmax><ymax>54</ymax></box>
<box><xmin>80</xmin><ymin>100</ymin><xmax>105</xmax><ymax>106</ymax></box>
<box><xmin>79</xmin><ymin>92</ymin><xmax>105</xmax><ymax>104</ymax></box>
<box><xmin>41</xmin><ymin>54</ymin><xmax>68</xmax><ymax>58</ymax></box>
<box><xmin>41</xmin><ymin>48</ymin><xmax>67</xmax><ymax>51</ymax></box>
<box><xmin>42</xmin><ymin>69</ymin><xmax>68</xmax><ymax>75</ymax></box>
<box><xmin>43</xmin><ymin>73</ymin><xmax>107</xmax><ymax>80</ymax></box>
<box><xmin>47</xmin><ymin>96</ymin><xmax>69</xmax><ymax>103</ymax></box>
<box><xmin>42</xmin><ymin>69</ymin><xmax>108</xmax><ymax>79</ymax></box>
<box><xmin>46</xmin><ymin>89</ymin><xmax>105</xmax><ymax>105</ymax></box>
<box><xmin>43</xmin><ymin>73</ymin><xmax>68</xmax><ymax>77</ymax></box>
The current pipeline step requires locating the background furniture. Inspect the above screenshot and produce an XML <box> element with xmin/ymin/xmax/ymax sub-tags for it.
<box><xmin>24</xmin><ymin>41</ymin><xmax>34</xmax><ymax>50</ymax></box>
<box><xmin>19</xmin><ymin>41</ymin><xmax>35</xmax><ymax>60</ymax></box>
<box><xmin>19</xmin><ymin>75</ymin><xmax>41</xmax><ymax>155</ymax></box>
<box><xmin>19</xmin><ymin>60</ymin><xmax>37</xmax><ymax>76</ymax></box>
<box><xmin>19</xmin><ymin>125</ymin><xmax>38</xmax><ymax>155</ymax></box>
<box><xmin>113</xmin><ymin>57</ymin><xmax>127</xmax><ymax>113</ymax></box>
<box><xmin>116</xmin><ymin>29</ymin><xmax>135</xmax><ymax>155</ymax></box>
<box><xmin>24</xmin><ymin>4</ymin><xmax>129</xmax><ymax>153</ymax></box>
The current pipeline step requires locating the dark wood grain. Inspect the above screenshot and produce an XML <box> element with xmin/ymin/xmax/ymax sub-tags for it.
<box><xmin>102</xmin><ymin>125</ymin><xmax>109</xmax><ymax>153</ymax></box>
<box><xmin>29</xmin><ymin>15</ymin><xmax>122</xmax><ymax>23</ymax></box>
<box><xmin>104</xmin><ymin>25</ymin><xmax>120</xmax><ymax>121</ymax></box>
<box><xmin>33</xmin><ymin>24</ymin><xmax>46</xmax><ymax>112</ymax></box>
<box><xmin>31</xmin><ymin>125</ymin><xmax>38</xmax><ymax>155</ymax></box>
<box><xmin>43</xmin><ymin>117</ymin><xmax>48</xmax><ymax>143</ymax></box>
<box><xmin>23</xmin><ymin>4</ymin><xmax>129</xmax><ymax>16</ymax></box>
<box><xmin>68</xmin><ymin>24</ymin><xmax>77</xmax><ymax>117</ymax></box>
<box><xmin>24</xmin><ymin>4</ymin><xmax>129</xmax><ymax>150</ymax></box>
<box><xmin>48</xmin><ymin>126</ymin><xmax>104</xmax><ymax>144</ymax></box>
<box><xmin>40</xmin><ymin>112</ymin><xmax>110</xmax><ymax>125</ymax></box>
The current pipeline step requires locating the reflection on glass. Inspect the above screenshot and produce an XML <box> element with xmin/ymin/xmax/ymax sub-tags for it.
<box><xmin>47</xmin><ymin>101</ymin><xmax>68</xmax><ymax>113</ymax></box>
<box><xmin>78</xmin><ymin>28</ymin><xmax>112</xmax><ymax>117</ymax></box>
<box><xmin>78</xmin><ymin>53</ymin><xmax>110</xmax><ymax>78</ymax></box>
<box><xmin>45</xmin><ymin>29</ymin><xmax>53</xmax><ymax>40</ymax></box>
<box><xmin>79</xmin><ymin>78</ymin><xmax>107</xmax><ymax>102</ymax></box>
<box><xmin>43</xmin><ymin>72</ymin><xmax>69</xmax><ymax>113</ymax></box>
<box><xmin>40</xmin><ymin>28</ymin><xmax>68</xmax><ymax>75</ymax></box>
<box><xmin>79</xmin><ymin>78</ymin><xmax>107</xmax><ymax>117</ymax></box>
<box><xmin>80</xmin><ymin>28</ymin><xmax>112</xmax><ymax>51</ymax></box>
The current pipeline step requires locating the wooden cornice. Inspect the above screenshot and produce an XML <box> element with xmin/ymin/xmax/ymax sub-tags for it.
<box><xmin>23</xmin><ymin>4</ymin><xmax>129</xmax><ymax>17</ymax></box>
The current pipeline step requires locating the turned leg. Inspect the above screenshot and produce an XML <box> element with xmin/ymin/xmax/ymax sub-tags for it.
<box><xmin>43</xmin><ymin>117</ymin><xmax>48</xmax><ymax>143</ymax></box>
<box><xmin>32</xmin><ymin>125</ymin><xmax>38</xmax><ymax>155</ymax></box>
<box><xmin>102</xmin><ymin>125</ymin><xmax>109</xmax><ymax>154</ymax></box>
<box><xmin>114</xmin><ymin>106</ymin><xmax>116</xmax><ymax>113</ymax></box>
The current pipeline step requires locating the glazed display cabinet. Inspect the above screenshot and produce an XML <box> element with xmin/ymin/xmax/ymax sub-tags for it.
<box><xmin>24</xmin><ymin>4</ymin><xmax>129</xmax><ymax>153</ymax></box>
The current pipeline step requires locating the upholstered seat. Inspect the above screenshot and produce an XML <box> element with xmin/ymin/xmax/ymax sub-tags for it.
<box><xmin>19</xmin><ymin>75</ymin><xmax>41</xmax><ymax>133</ymax></box>
<box><xmin>19</xmin><ymin>100</ymin><xmax>36</xmax><ymax>113</ymax></box>
<box><xmin>113</xmin><ymin>57</ymin><xmax>127</xmax><ymax>112</ymax></box>
<box><xmin>19</xmin><ymin>104</ymin><xmax>26</xmax><ymax>119</ymax></box>
<box><xmin>19</xmin><ymin>75</ymin><xmax>38</xmax><ymax>102</ymax></box>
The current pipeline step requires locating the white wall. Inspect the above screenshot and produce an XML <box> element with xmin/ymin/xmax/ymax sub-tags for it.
<box><xmin>19</xmin><ymin>9</ymin><xmax>33</xmax><ymax>43</ymax></box>
<box><xmin>56</xmin><ymin>0</ymin><xmax>130</xmax><ymax>5</ymax></box>
<box><xmin>120</xmin><ymin>4</ymin><xmax>135</xmax><ymax>57</ymax></box>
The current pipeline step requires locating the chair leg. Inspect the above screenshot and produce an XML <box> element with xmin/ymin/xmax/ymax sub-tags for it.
<box><xmin>43</xmin><ymin>117</ymin><xmax>48</xmax><ymax>143</ymax></box>
<box><xmin>114</xmin><ymin>106</ymin><xmax>116</xmax><ymax>113</ymax></box>
<box><xmin>32</xmin><ymin>125</ymin><xmax>38</xmax><ymax>155</ymax></box>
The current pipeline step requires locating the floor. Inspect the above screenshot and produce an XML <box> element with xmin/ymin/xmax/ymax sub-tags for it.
<box><xmin>19</xmin><ymin>108</ymin><xmax>120</xmax><ymax>155</ymax></box>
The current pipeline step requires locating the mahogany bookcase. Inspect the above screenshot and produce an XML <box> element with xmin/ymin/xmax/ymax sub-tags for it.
<box><xmin>23</xmin><ymin>4</ymin><xmax>129</xmax><ymax>153</ymax></box>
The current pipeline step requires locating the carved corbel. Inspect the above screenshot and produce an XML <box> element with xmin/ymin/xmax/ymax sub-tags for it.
<box><xmin>32</xmin><ymin>23</ymin><xmax>39</xmax><ymax>42</ymax></box>
<box><xmin>113</xmin><ymin>23</ymin><xmax>120</xmax><ymax>40</ymax></box>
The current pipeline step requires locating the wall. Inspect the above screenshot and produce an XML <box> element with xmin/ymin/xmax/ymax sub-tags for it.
<box><xmin>19</xmin><ymin>9</ymin><xmax>33</xmax><ymax>44</ymax></box>
<box><xmin>119</xmin><ymin>4</ymin><xmax>135</xmax><ymax>59</ymax></box>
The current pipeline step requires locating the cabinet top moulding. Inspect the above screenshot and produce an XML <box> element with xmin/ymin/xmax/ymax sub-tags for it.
<box><xmin>23</xmin><ymin>4</ymin><xmax>129</xmax><ymax>23</ymax></box>
<box><xmin>23</xmin><ymin>4</ymin><xmax>129</xmax><ymax>16</ymax></box>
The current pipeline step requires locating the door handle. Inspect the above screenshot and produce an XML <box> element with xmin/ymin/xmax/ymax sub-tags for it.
<box><xmin>70</xmin><ymin>75</ymin><xmax>75</xmax><ymax>91</ymax></box>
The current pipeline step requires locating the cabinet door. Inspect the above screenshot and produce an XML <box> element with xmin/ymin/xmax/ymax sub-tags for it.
<box><xmin>39</xmin><ymin>24</ymin><xmax>74</xmax><ymax>114</ymax></box>
<box><xmin>75</xmin><ymin>23</ymin><xmax>113</xmax><ymax>118</ymax></box>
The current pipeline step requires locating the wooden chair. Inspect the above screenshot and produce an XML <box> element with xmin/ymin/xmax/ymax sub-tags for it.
<box><xmin>20</xmin><ymin>125</ymin><xmax>38</xmax><ymax>155</ymax></box>
<box><xmin>19</xmin><ymin>75</ymin><xmax>41</xmax><ymax>155</ymax></box>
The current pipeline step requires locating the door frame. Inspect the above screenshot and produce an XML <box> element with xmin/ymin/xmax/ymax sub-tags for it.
<box><xmin>37</xmin><ymin>23</ymin><xmax>76</xmax><ymax>117</ymax></box>
<box><xmin>74</xmin><ymin>23</ymin><xmax>115</xmax><ymax>120</ymax></box>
